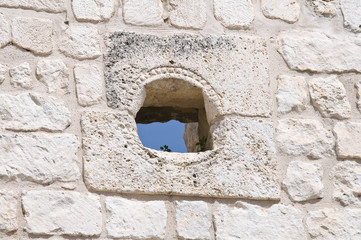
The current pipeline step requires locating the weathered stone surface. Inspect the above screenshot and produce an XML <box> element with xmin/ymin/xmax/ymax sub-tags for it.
<box><xmin>183</xmin><ymin>122</ymin><xmax>199</xmax><ymax>152</ymax></box>
<box><xmin>72</xmin><ymin>0</ymin><xmax>114</xmax><ymax>22</ymax></box>
<box><xmin>105</xmin><ymin>197</ymin><xmax>167</xmax><ymax>239</ymax></box>
<box><xmin>0</xmin><ymin>13</ymin><xmax>10</xmax><ymax>48</ymax></box>
<box><xmin>341</xmin><ymin>0</ymin><xmax>361</xmax><ymax>32</ymax></box>
<box><xmin>59</xmin><ymin>26</ymin><xmax>101</xmax><ymax>60</ymax></box>
<box><xmin>123</xmin><ymin>0</ymin><xmax>164</xmax><ymax>26</ymax></box>
<box><xmin>74</xmin><ymin>64</ymin><xmax>103</xmax><ymax>106</ymax></box>
<box><xmin>9</xmin><ymin>62</ymin><xmax>32</xmax><ymax>89</ymax></box>
<box><xmin>306</xmin><ymin>208</ymin><xmax>361</xmax><ymax>240</ymax></box>
<box><xmin>214</xmin><ymin>0</ymin><xmax>254</xmax><ymax>29</ymax></box>
<box><xmin>276</xmin><ymin>75</ymin><xmax>308</xmax><ymax>113</ymax></box>
<box><xmin>333</xmin><ymin>122</ymin><xmax>361</xmax><ymax>159</ymax></box>
<box><xmin>12</xmin><ymin>17</ymin><xmax>53</xmax><ymax>55</ymax></box>
<box><xmin>0</xmin><ymin>92</ymin><xmax>71</xmax><ymax>131</ymax></box>
<box><xmin>0</xmin><ymin>64</ymin><xmax>7</xmax><ymax>84</ymax></box>
<box><xmin>356</xmin><ymin>80</ymin><xmax>361</xmax><ymax>112</ymax></box>
<box><xmin>0</xmin><ymin>133</ymin><xmax>79</xmax><ymax>184</ymax></box>
<box><xmin>0</xmin><ymin>191</ymin><xmax>17</xmax><ymax>232</ymax></box>
<box><xmin>331</xmin><ymin>161</ymin><xmax>361</xmax><ymax>207</ymax></box>
<box><xmin>278</xmin><ymin>30</ymin><xmax>361</xmax><ymax>73</ymax></box>
<box><xmin>36</xmin><ymin>59</ymin><xmax>69</xmax><ymax>94</ymax></box>
<box><xmin>307</xmin><ymin>0</ymin><xmax>339</xmax><ymax>17</ymax></box>
<box><xmin>175</xmin><ymin>201</ymin><xmax>211</xmax><ymax>240</ymax></box>
<box><xmin>261</xmin><ymin>0</ymin><xmax>300</xmax><ymax>23</ymax></box>
<box><xmin>283</xmin><ymin>161</ymin><xmax>324</xmax><ymax>201</ymax></box>
<box><xmin>276</xmin><ymin>118</ymin><xmax>334</xmax><ymax>159</ymax></box>
<box><xmin>22</xmin><ymin>190</ymin><xmax>102</xmax><ymax>236</ymax></box>
<box><xmin>309</xmin><ymin>76</ymin><xmax>351</xmax><ymax>119</ymax></box>
<box><xmin>169</xmin><ymin>0</ymin><xmax>206</xmax><ymax>29</ymax></box>
<box><xmin>214</xmin><ymin>202</ymin><xmax>306</xmax><ymax>240</ymax></box>
<box><xmin>0</xmin><ymin>0</ymin><xmax>66</xmax><ymax>13</ymax></box>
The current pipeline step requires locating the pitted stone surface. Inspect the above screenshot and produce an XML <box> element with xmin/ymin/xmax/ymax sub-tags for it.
<box><xmin>106</xmin><ymin>197</ymin><xmax>167</xmax><ymax>239</ymax></box>
<box><xmin>0</xmin><ymin>133</ymin><xmax>79</xmax><ymax>184</ymax></box>
<box><xmin>0</xmin><ymin>13</ymin><xmax>10</xmax><ymax>48</ymax></box>
<box><xmin>169</xmin><ymin>0</ymin><xmax>206</xmax><ymax>29</ymax></box>
<box><xmin>22</xmin><ymin>190</ymin><xmax>102</xmax><ymax>236</ymax></box>
<box><xmin>214</xmin><ymin>202</ymin><xmax>306</xmax><ymax>240</ymax></box>
<box><xmin>333</xmin><ymin>122</ymin><xmax>361</xmax><ymax>159</ymax></box>
<box><xmin>123</xmin><ymin>0</ymin><xmax>164</xmax><ymax>26</ymax></box>
<box><xmin>278</xmin><ymin>30</ymin><xmax>361</xmax><ymax>73</ymax></box>
<box><xmin>306</xmin><ymin>208</ymin><xmax>361</xmax><ymax>240</ymax></box>
<box><xmin>0</xmin><ymin>0</ymin><xmax>66</xmax><ymax>13</ymax></box>
<box><xmin>341</xmin><ymin>0</ymin><xmax>361</xmax><ymax>32</ymax></box>
<box><xmin>82</xmin><ymin>111</ymin><xmax>280</xmax><ymax>199</ymax></box>
<box><xmin>307</xmin><ymin>0</ymin><xmax>339</xmax><ymax>17</ymax></box>
<box><xmin>0</xmin><ymin>64</ymin><xmax>7</xmax><ymax>84</ymax></box>
<box><xmin>283</xmin><ymin>161</ymin><xmax>324</xmax><ymax>202</ymax></box>
<box><xmin>36</xmin><ymin>59</ymin><xmax>69</xmax><ymax>94</ymax></box>
<box><xmin>175</xmin><ymin>201</ymin><xmax>211</xmax><ymax>240</ymax></box>
<box><xmin>276</xmin><ymin>118</ymin><xmax>334</xmax><ymax>159</ymax></box>
<box><xmin>59</xmin><ymin>26</ymin><xmax>101</xmax><ymax>60</ymax></box>
<box><xmin>9</xmin><ymin>62</ymin><xmax>32</xmax><ymax>89</ymax></box>
<box><xmin>356</xmin><ymin>81</ymin><xmax>361</xmax><ymax>112</ymax></box>
<box><xmin>0</xmin><ymin>92</ymin><xmax>71</xmax><ymax>131</ymax></box>
<box><xmin>276</xmin><ymin>75</ymin><xmax>308</xmax><ymax>113</ymax></box>
<box><xmin>74</xmin><ymin>64</ymin><xmax>103</xmax><ymax>106</ymax></box>
<box><xmin>213</xmin><ymin>0</ymin><xmax>254</xmax><ymax>29</ymax></box>
<box><xmin>12</xmin><ymin>17</ymin><xmax>53</xmax><ymax>55</ymax></box>
<box><xmin>261</xmin><ymin>0</ymin><xmax>300</xmax><ymax>23</ymax></box>
<box><xmin>309</xmin><ymin>76</ymin><xmax>351</xmax><ymax>119</ymax></box>
<box><xmin>72</xmin><ymin>0</ymin><xmax>114</xmax><ymax>22</ymax></box>
<box><xmin>0</xmin><ymin>191</ymin><xmax>17</xmax><ymax>232</ymax></box>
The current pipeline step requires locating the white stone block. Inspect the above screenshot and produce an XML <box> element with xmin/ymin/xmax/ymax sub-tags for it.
<box><xmin>72</xmin><ymin>0</ymin><xmax>114</xmax><ymax>22</ymax></box>
<box><xmin>333</xmin><ymin>121</ymin><xmax>361</xmax><ymax>159</ymax></box>
<box><xmin>341</xmin><ymin>0</ymin><xmax>361</xmax><ymax>32</ymax></box>
<box><xmin>0</xmin><ymin>13</ymin><xmax>10</xmax><ymax>48</ymax></box>
<box><xmin>261</xmin><ymin>0</ymin><xmax>300</xmax><ymax>23</ymax></box>
<box><xmin>123</xmin><ymin>0</ymin><xmax>164</xmax><ymax>26</ymax></box>
<box><xmin>169</xmin><ymin>0</ymin><xmax>206</xmax><ymax>29</ymax></box>
<box><xmin>9</xmin><ymin>62</ymin><xmax>32</xmax><ymax>89</ymax></box>
<box><xmin>307</xmin><ymin>0</ymin><xmax>339</xmax><ymax>18</ymax></box>
<box><xmin>36</xmin><ymin>59</ymin><xmax>69</xmax><ymax>94</ymax></box>
<box><xmin>214</xmin><ymin>0</ymin><xmax>254</xmax><ymax>29</ymax></box>
<box><xmin>0</xmin><ymin>0</ymin><xmax>66</xmax><ymax>13</ymax></box>
<box><xmin>0</xmin><ymin>63</ymin><xmax>7</xmax><ymax>84</ymax></box>
<box><xmin>0</xmin><ymin>191</ymin><xmax>17</xmax><ymax>232</ymax></box>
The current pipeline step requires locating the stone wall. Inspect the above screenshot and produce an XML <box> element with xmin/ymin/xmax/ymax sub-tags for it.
<box><xmin>0</xmin><ymin>0</ymin><xmax>360</xmax><ymax>239</ymax></box>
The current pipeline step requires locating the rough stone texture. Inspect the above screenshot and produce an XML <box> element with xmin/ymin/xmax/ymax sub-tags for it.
<box><xmin>0</xmin><ymin>133</ymin><xmax>79</xmax><ymax>184</ymax></box>
<box><xmin>72</xmin><ymin>0</ymin><xmax>114</xmax><ymax>22</ymax></box>
<box><xmin>0</xmin><ymin>191</ymin><xmax>17</xmax><ymax>232</ymax></box>
<box><xmin>74</xmin><ymin>64</ymin><xmax>103</xmax><ymax>106</ymax></box>
<box><xmin>278</xmin><ymin>30</ymin><xmax>361</xmax><ymax>73</ymax></box>
<box><xmin>309</xmin><ymin>76</ymin><xmax>351</xmax><ymax>119</ymax></box>
<box><xmin>12</xmin><ymin>17</ymin><xmax>53</xmax><ymax>55</ymax></box>
<box><xmin>333</xmin><ymin>122</ymin><xmax>361</xmax><ymax>159</ymax></box>
<box><xmin>0</xmin><ymin>63</ymin><xmax>7</xmax><ymax>84</ymax></box>
<box><xmin>183</xmin><ymin>122</ymin><xmax>199</xmax><ymax>152</ymax></box>
<box><xmin>169</xmin><ymin>0</ymin><xmax>206</xmax><ymax>29</ymax></box>
<box><xmin>0</xmin><ymin>92</ymin><xmax>71</xmax><ymax>132</ymax></box>
<box><xmin>356</xmin><ymin>80</ymin><xmax>361</xmax><ymax>112</ymax></box>
<box><xmin>306</xmin><ymin>208</ymin><xmax>361</xmax><ymax>240</ymax></box>
<box><xmin>123</xmin><ymin>0</ymin><xmax>164</xmax><ymax>26</ymax></box>
<box><xmin>9</xmin><ymin>62</ymin><xmax>32</xmax><ymax>89</ymax></box>
<box><xmin>82</xmin><ymin>112</ymin><xmax>280</xmax><ymax>199</ymax></box>
<box><xmin>22</xmin><ymin>190</ymin><xmax>102</xmax><ymax>236</ymax></box>
<box><xmin>175</xmin><ymin>201</ymin><xmax>211</xmax><ymax>240</ymax></box>
<box><xmin>0</xmin><ymin>13</ymin><xmax>10</xmax><ymax>48</ymax></box>
<box><xmin>341</xmin><ymin>0</ymin><xmax>361</xmax><ymax>32</ymax></box>
<box><xmin>261</xmin><ymin>0</ymin><xmax>300</xmax><ymax>23</ymax></box>
<box><xmin>276</xmin><ymin>75</ymin><xmax>308</xmax><ymax>113</ymax></box>
<box><xmin>307</xmin><ymin>0</ymin><xmax>339</xmax><ymax>17</ymax></box>
<box><xmin>214</xmin><ymin>202</ymin><xmax>306</xmax><ymax>240</ymax></box>
<box><xmin>105</xmin><ymin>197</ymin><xmax>167</xmax><ymax>239</ymax></box>
<box><xmin>283</xmin><ymin>161</ymin><xmax>324</xmax><ymax>202</ymax></box>
<box><xmin>36</xmin><ymin>59</ymin><xmax>69</xmax><ymax>94</ymax></box>
<box><xmin>214</xmin><ymin>0</ymin><xmax>254</xmax><ymax>29</ymax></box>
<box><xmin>59</xmin><ymin>26</ymin><xmax>101</xmax><ymax>60</ymax></box>
<box><xmin>0</xmin><ymin>0</ymin><xmax>66</xmax><ymax>13</ymax></box>
<box><xmin>276</xmin><ymin>118</ymin><xmax>334</xmax><ymax>159</ymax></box>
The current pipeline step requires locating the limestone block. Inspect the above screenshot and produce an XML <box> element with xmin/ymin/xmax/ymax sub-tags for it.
<box><xmin>307</xmin><ymin>0</ymin><xmax>339</xmax><ymax>18</ymax></box>
<box><xmin>309</xmin><ymin>76</ymin><xmax>351</xmax><ymax>119</ymax></box>
<box><xmin>12</xmin><ymin>17</ymin><xmax>53</xmax><ymax>55</ymax></box>
<box><xmin>214</xmin><ymin>0</ymin><xmax>254</xmax><ymax>29</ymax></box>
<box><xmin>356</xmin><ymin>80</ymin><xmax>361</xmax><ymax>112</ymax></box>
<box><xmin>278</xmin><ymin>30</ymin><xmax>361</xmax><ymax>73</ymax></box>
<box><xmin>72</xmin><ymin>0</ymin><xmax>114</xmax><ymax>22</ymax></box>
<box><xmin>341</xmin><ymin>0</ymin><xmax>361</xmax><ymax>32</ymax></box>
<box><xmin>175</xmin><ymin>201</ymin><xmax>211</xmax><ymax>240</ymax></box>
<box><xmin>36</xmin><ymin>59</ymin><xmax>69</xmax><ymax>94</ymax></box>
<box><xmin>261</xmin><ymin>0</ymin><xmax>300</xmax><ymax>23</ymax></box>
<box><xmin>0</xmin><ymin>133</ymin><xmax>79</xmax><ymax>184</ymax></box>
<box><xmin>276</xmin><ymin>75</ymin><xmax>308</xmax><ymax>113</ymax></box>
<box><xmin>169</xmin><ymin>0</ymin><xmax>206</xmax><ymax>29</ymax></box>
<box><xmin>0</xmin><ymin>92</ymin><xmax>71</xmax><ymax>132</ymax></box>
<box><xmin>183</xmin><ymin>122</ymin><xmax>199</xmax><ymax>152</ymax></box>
<box><xmin>333</xmin><ymin>122</ymin><xmax>361</xmax><ymax>159</ymax></box>
<box><xmin>9</xmin><ymin>62</ymin><xmax>32</xmax><ymax>89</ymax></box>
<box><xmin>105</xmin><ymin>197</ymin><xmax>167</xmax><ymax>239</ymax></box>
<box><xmin>0</xmin><ymin>191</ymin><xmax>17</xmax><ymax>232</ymax></box>
<box><xmin>59</xmin><ymin>25</ymin><xmax>101</xmax><ymax>60</ymax></box>
<box><xmin>306</xmin><ymin>208</ymin><xmax>361</xmax><ymax>240</ymax></box>
<box><xmin>0</xmin><ymin>63</ymin><xmax>7</xmax><ymax>84</ymax></box>
<box><xmin>123</xmin><ymin>0</ymin><xmax>164</xmax><ymax>26</ymax></box>
<box><xmin>214</xmin><ymin>202</ymin><xmax>306</xmax><ymax>240</ymax></box>
<box><xmin>22</xmin><ymin>190</ymin><xmax>102</xmax><ymax>236</ymax></box>
<box><xmin>74</xmin><ymin>64</ymin><xmax>103</xmax><ymax>106</ymax></box>
<box><xmin>283</xmin><ymin>161</ymin><xmax>323</xmax><ymax>201</ymax></box>
<box><xmin>0</xmin><ymin>0</ymin><xmax>66</xmax><ymax>13</ymax></box>
<box><xmin>276</xmin><ymin>118</ymin><xmax>334</xmax><ymax>159</ymax></box>
<box><xmin>0</xmin><ymin>13</ymin><xmax>10</xmax><ymax>48</ymax></box>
